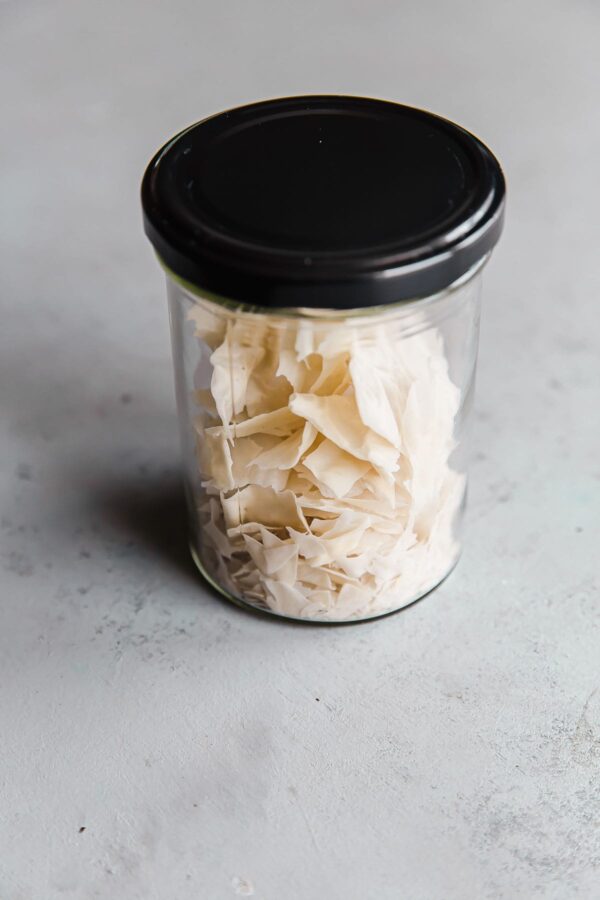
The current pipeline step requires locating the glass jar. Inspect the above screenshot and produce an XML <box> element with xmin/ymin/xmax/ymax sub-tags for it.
<box><xmin>142</xmin><ymin>96</ymin><xmax>505</xmax><ymax>622</ymax></box>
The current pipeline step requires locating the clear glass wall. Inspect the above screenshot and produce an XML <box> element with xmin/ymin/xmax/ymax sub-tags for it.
<box><xmin>167</xmin><ymin>267</ymin><xmax>482</xmax><ymax>622</ymax></box>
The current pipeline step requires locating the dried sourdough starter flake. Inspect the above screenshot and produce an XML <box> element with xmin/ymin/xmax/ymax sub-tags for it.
<box><xmin>189</xmin><ymin>303</ymin><xmax>465</xmax><ymax>620</ymax></box>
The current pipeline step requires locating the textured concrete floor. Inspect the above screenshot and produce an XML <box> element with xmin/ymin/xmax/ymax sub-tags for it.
<box><xmin>1</xmin><ymin>0</ymin><xmax>599</xmax><ymax>897</ymax></box>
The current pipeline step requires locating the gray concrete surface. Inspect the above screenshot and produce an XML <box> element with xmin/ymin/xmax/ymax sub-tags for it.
<box><xmin>1</xmin><ymin>0</ymin><xmax>599</xmax><ymax>897</ymax></box>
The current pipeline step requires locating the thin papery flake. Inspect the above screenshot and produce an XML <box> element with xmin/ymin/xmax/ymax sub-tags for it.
<box><xmin>232</xmin><ymin>406</ymin><xmax>303</xmax><ymax>438</ymax></box>
<box><xmin>349</xmin><ymin>352</ymin><xmax>403</xmax><ymax>448</ymax></box>
<box><xmin>253</xmin><ymin>423</ymin><xmax>317</xmax><ymax>470</ymax></box>
<box><xmin>222</xmin><ymin>484</ymin><xmax>309</xmax><ymax>532</ymax></box>
<box><xmin>289</xmin><ymin>393</ymin><xmax>400</xmax><ymax>471</ymax></box>
<box><xmin>210</xmin><ymin>338</ymin><xmax>265</xmax><ymax>423</ymax></box>
<box><xmin>303</xmin><ymin>439</ymin><xmax>371</xmax><ymax>498</ymax></box>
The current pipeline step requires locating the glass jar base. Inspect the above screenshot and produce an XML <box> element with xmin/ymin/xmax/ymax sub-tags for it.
<box><xmin>189</xmin><ymin>542</ymin><xmax>461</xmax><ymax>625</ymax></box>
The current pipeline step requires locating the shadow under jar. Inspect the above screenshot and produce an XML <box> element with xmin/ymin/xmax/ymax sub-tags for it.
<box><xmin>141</xmin><ymin>95</ymin><xmax>505</xmax><ymax>623</ymax></box>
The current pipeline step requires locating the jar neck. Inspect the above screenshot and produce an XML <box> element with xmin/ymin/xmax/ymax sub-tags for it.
<box><xmin>159</xmin><ymin>251</ymin><xmax>488</xmax><ymax>324</ymax></box>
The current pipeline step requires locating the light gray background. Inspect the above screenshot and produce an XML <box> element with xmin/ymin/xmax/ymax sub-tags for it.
<box><xmin>1</xmin><ymin>1</ymin><xmax>599</xmax><ymax>898</ymax></box>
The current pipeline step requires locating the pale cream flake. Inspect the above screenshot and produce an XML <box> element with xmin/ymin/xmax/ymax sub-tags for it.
<box><xmin>303</xmin><ymin>439</ymin><xmax>371</xmax><ymax>498</ymax></box>
<box><xmin>289</xmin><ymin>393</ymin><xmax>400</xmax><ymax>472</ymax></box>
<box><xmin>190</xmin><ymin>299</ymin><xmax>465</xmax><ymax>620</ymax></box>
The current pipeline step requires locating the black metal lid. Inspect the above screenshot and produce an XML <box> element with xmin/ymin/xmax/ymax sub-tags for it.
<box><xmin>141</xmin><ymin>95</ymin><xmax>505</xmax><ymax>309</ymax></box>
